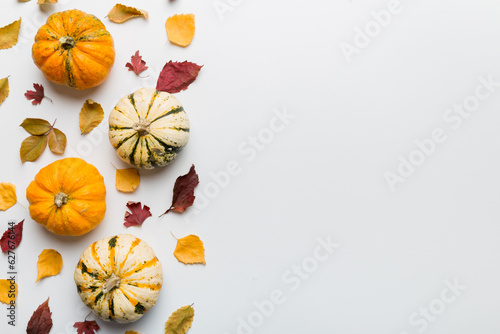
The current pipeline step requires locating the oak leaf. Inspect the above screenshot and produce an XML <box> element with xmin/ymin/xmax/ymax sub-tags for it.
<box><xmin>108</xmin><ymin>4</ymin><xmax>149</xmax><ymax>23</ymax></box>
<box><xmin>116</xmin><ymin>168</ymin><xmax>140</xmax><ymax>193</ymax></box>
<box><xmin>173</xmin><ymin>234</ymin><xmax>205</xmax><ymax>264</ymax></box>
<box><xmin>126</xmin><ymin>51</ymin><xmax>148</xmax><ymax>75</ymax></box>
<box><xmin>124</xmin><ymin>201</ymin><xmax>152</xmax><ymax>227</ymax></box>
<box><xmin>166</xmin><ymin>14</ymin><xmax>195</xmax><ymax>47</ymax></box>
<box><xmin>20</xmin><ymin>118</ymin><xmax>52</xmax><ymax>135</ymax></box>
<box><xmin>80</xmin><ymin>99</ymin><xmax>104</xmax><ymax>134</ymax></box>
<box><xmin>0</xmin><ymin>77</ymin><xmax>9</xmax><ymax>105</ymax></box>
<box><xmin>161</xmin><ymin>165</ymin><xmax>199</xmax><ymax>216</ymax></box>
<box><xmin>0</xmin><ymin>183</ymin><xmax>16</xmax><ymax>211</ymax></box>
<box><xmin>27</xmin><ymin>298</ymin><xmax>52</xmax><ymax>334</ymax></box>
<box><xmin>0</xmin><ymin>279</ymin><xmax>17</xmax><ymax>305</ymax></box>
<box><xmin>25</xmin><ymin>83</ymin><xmax>52</xmax><ymax>105</ymax></box>
<box><xmin>156</xmin><ymin>61</ymin><xmax>203</xmax><ymax>94</ymax></box>
<box><xmin>47</xmin><ymin>128</ymin><xmax>66</xmax><ymax>154</ymax></box>
<box><xmin>0</xmin><ymin>18</ymin><xmax>21</xmax><ymax>50</ymax></box>
<box><xmin>20</xmin><ymin>135</ymin><xmax>47</xmax><ymax>163</ymax></box>
<box><xmin>165</xmin><ymin>305</ymin><xmax>195</xmax><ymax>334</ymax></box>
<box><xmin>0</xmin><ymin>220</ymin><xmax>23</xmax><ymax>252</ymax></box>
<box><xmin>36</xmin><ymin>249</ymin><xmax>63</xmax><ymax>282</ymax></box>
<box><xmin>74</xmin><ymin>320</ymin><xmax>100</xmax><ymax>334</ymax></box>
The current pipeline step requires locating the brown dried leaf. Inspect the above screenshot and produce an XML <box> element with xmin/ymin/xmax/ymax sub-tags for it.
<box><xmin>161</xmin><ymin>165</ymin><xmax>199</xmax><ymax>215</ymax></box>
<box><xmin>27</xmin><ymin>298</ymin><xmax>52</xmax><ymax>334</ymax></box>
<box><xmin>48</xmin><ymin>128</ymin><xmax>66</xmax><ymax>154</ymax></box>
<box><xmin>0</xmin><ymin>18</ymin><xmax>21</xmax><ymax>50</ymax></box>
<box><xmin>108</xmin><ymin>4</ymin><xmax>149</xmax><ymax>23</ymax></box>
<box><xmin>20</xmin><ymin>135</ymin><xmax>47</xmax><ymax>163</ymax></box>
<box><xmin>116</xmin><ymin>168</ymin><xmax>140</xmax><ymax>193</ymax></box>
<box><xmin>0</xmin><ymin>183</ymin><xmax>16</xmax><ymax>211</ymax></box>
<box><xmin>20</xmin><ymin>118</ymin><xmax>52</xmax><ymax>136</ymax></box>
<box><xmin>0</xmin><ymin>77</ymin><xmax>9</xmax><ymax>105</ymax></box>
<box><xmin>79</xmin><ymin>99</ymin><xmax>104</xmax><ymax>134</ymax></box>
<box><xmin>36</xmin><ymin>249</ymin><xmax>62</xmax><ymax>282</ymax></box>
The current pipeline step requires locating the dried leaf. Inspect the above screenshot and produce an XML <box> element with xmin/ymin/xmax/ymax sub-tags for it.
<box><xmin>25</xmin><ymin>83</ymin><xmax>51</xmax><ymax>105</ymax></box>
<box><xmin>125</xmin><ymin>331</ymin><xmax>140</xmax><ymax>334</ymax></box>
<box><xmin>27</xmin><ymin>298</ymin><xmax>52</xmax><ymax>334</ymax></box>
<box><xmin>20</xmin><ymin>135</ymin><xmax>47</xmax><ymax>163</ymax></box>
<box><xmin>162</xmin><ymin>165</ymin><xmax>199</xmax><ymax>215</ymax></box>
<box><xmin>79</xmin><ymin>99</ymin><xmax>104</xmax><ymax>134</ymax></box>
<box><xmin>74</xmin><ymin>320</ymin><xmax>100</xmax><ymax>334</ymax></box>
<box><xmin>37</xmin><ymin>0</ymin><xmax>57</xmax><ymax>3</ymax></box>
<box><xmin>0</xmin><ymin>77</ymin><xmax>9</xmax><ymax>105</ymax></box>
<box><xmin>20</xmin><ymin>118</ymin><xmax>52</xmax><ymax>136</ymax></box>
<box><xmin>124</xmin><ymin>201</ymin><xmax>152</xmax><ymax>227</ymax></box>
<box><xmin>108</xmin><ymin>4</ymin><xmax>149</xmax><ymax>23</ymax></box>
<box><xmin>48</xmin><ymin>128</ymin><xmax>66</xmax><ymax>154</ymax></box>
<box><xmin>116</xmin><ymin>168</ymin><xmax>140</xmax><ymax>193</ymax></box>
<box><xmin>165</xmin><ymin>305</ymin><xmax>195</xmax><ymax>334</ymax></box>
<box><xmin>36</xmin><ymin>249</ymin><xmax>62</xmax><ymax>282</ymax></box>
<box><xmin>156</xmin><ymin>61</ymin><xmax>203</xmax><ymax>94</ymax></box>
<box><xmin>0</xmin><ymin>220</ymin><xmax>24</xmax><ymax>252</ymax></box>
<box><xmin>166</xmin><ymin>14</ymin><xmax>195</xmax><ymax>47</ymax></box>
<box><xmin>173</xmin><ymin>234</ymin><xmax>205</xmax><ymax>265</ymax></box>
<box><xmin>126</xmin><ymin>51</ymin><xmax>148</xmax><ymax>75</ymax></box>
<box><xmin>0</xmin><ymin>183</ymin><xmax>16</xmax><ymax>211</ymax></box>
<box><xmin>0</xmin><ymin>18</ymin><xmax>21</xmax><ymax>50</ymax></box>
<box><xmin>0</xmin><ymin>279</ymin><xmax>17</xmax><ymax>305</ymax></box>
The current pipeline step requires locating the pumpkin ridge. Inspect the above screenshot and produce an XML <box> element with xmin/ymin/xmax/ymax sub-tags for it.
<box><xmin>144</xmin><ymin>89</ymin><xmax>159</xmax><ymax>119</ymax></box>
<box><xmin>91</xmin><ymin>242</ymin><xmax>108</xmax><ymax>274</ymax></box>
<box><xmin>112</xmin><ymin>107</ymin><xmax>137</xmax><ymax>122</ymax></box>
<box><xmin>117</xmin><ymin>237</ymin><xmax>141</xmax><ymax>275</ymax></box>
<box><xmin>149</xmin><ymin>106</ymin><xmax>184</xmax><ymax>124</ymax></box>
<box><xmin>149</xmin><ymin>133</ymin><xmax>183</xmax><ymax>153</ymax></box>
<box><xmin>120</xmin><ymin>257</ymin><xmax>158</xmax><ymax>279</ymax></box>
<box><xmin>168</xmin><ymin>126</ymin><xmax>190</xmax><ymax>132</ymax></box>
<box><xmin>128</xmin><ymin>136</ymin><xmax>141</xmax><ymax>166</ymax></box>
<box><xmin>73</xmin><ymin>45</ymin><xmax>109</xmax><ymax>68</ymax></box>
<box><xmin>124</xmin><ymin>282</ymin><xmax>162</xmax><ymax>291</ymax></box>
<box><xmin>115</xmin><ymin>132</ymin><xmax>138</xmax><ymax>150</ymax></box>
<box><xmin>127</xmin><ymin>94</ymin><xmax>141</xmax><ymax>120</ymax></box>
<box><xmin>64</xmin><ymin>50</ymin><xmax>76</xmax><ymax>87</ymax></box>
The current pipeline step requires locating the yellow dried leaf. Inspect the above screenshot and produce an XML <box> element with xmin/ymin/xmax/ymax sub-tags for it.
<box><xmin>36</xmin><ymin>249</ymin><xmax>62</xmax><ymax>282</ymax></box>
<box><xmin>165</xmin><ymin>305</ymin><xmax>194</xmax><ymax>334</ymax></box>
<box><xmin>0</xmin><ymin>182</ymin><xmax>16</xmax><ymax>211</ymax></box>
<box><xmin>37</xmin><ymin>0</ymin><xmax>57</xmax><ymax>3</ymax></box>
<box><xmin>20</xmin><ymin>135</ymin><xmax>47</xmax><ymax>163</ymax></box>
<box><xmin>116</xmin><ymin>168</ymin><xmax>140</xmax><ymax>193</ymax></box>
<box><xmin>108</xmin><ymin>4</ymin><xmax>149</xmax><ymax>23</ymax></box>
<box><xmin>48</xmin><ymin>128</ymin><xmax>66</xmax><ymax>154</ymax></box>
<box><xmin>125</xmin><ymin>331</ymin><xmax>141</xmax><ymax>334</ymax></box>
<box><xmin>0</xmin><ymin>279</ymin><xmax>17</xmax><ymax>305</ymax></box>
<box><xmin>166</xmin><ymin>14</ymin><xmax>195</xmax><ymax>47</ymax></box>
<box><xmin>79</xmin><ymin>99</ymin><xmax>104</xmax><ymax>134</ymax></box>
<box><xmin>0</xmin><ymin>18</ymin><xmax>21</xmax><ymax>50</ymax></box>
<box><xmin>174</xmin><ymin>235</ymin><xmax>205</xmax><ymax>264</ymax></box>
<box><xmin>0</xmin><ymin>77</ymin><xmax>9</xmax><ymax>105</ymax></box>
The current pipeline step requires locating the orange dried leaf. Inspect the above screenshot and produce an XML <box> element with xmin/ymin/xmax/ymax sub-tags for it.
<box><xmin>36</xmin><ymin>249</ymin><xmax>62</xmax><ymax>282</ymax></box>
<box><xmin>173</xmin><ymin>234</ymin><xmax>205</xmax><ymax>265</ymax></box>
<box><xmin>0</xmin><ymin>77</ymin><xmax>9</xmax><ymax>106</ymax></box>
<box><xmin>116</xmin><ymin>168</ymin><xmax>140</xmax><ymax>193</ymax></box>
<box><xmin>79</xmin><ymin>99</ymin><xmax>104</xmax><ymax>134</ymax></box>
<box><xmin>0</xmin><ymin>18</ymin><xmax>21</xmax><ymax>50</ymax></box>
<box><xmin>48</xmin><ymin>128</ymin><xmax>67</xmax><ymax>154</ymax></box>
<box><xmin>0</xmin><ymin>183</ymin><xmax>16</xmax><ymax>211</ymax></box>
<box><xmin>0</xmin><ymin>279</ymin><xmax>17</xmax><ymax>305</ymax></box>
<box><xmin>108</xmin><ymin>4</ymin><xmax>149</xmax><ymax>23</ymax></box>
<box><xmin>37</xmin><ymin>0</ymin><xmax>57</xmax><ymax>3</ymax></box>
<box><xmin>166</xmin><ymin>14</ymin><xmax>195</xmax><ymax>47</ymax></box>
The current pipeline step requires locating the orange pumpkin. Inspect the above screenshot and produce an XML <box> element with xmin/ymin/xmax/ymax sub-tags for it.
<box><xmin>32</xmin><ymin>9</ymin><xmax>115</xmax><ymax>90</ymax></box>
<box><xmin>26</xmin><ymin>158</ymin><xmax>106</xmax><ymax>236</ymax></box>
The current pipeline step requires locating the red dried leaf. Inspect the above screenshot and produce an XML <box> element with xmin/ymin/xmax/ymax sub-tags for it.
<box><xmin>73</xmin><ymin>320</ymin><xmax>100</xmax><ymax>334</ymax></box>
<box><xmin>125</xmin><ymin>50</ymin><xmax>148</xmax><ymax>75</ymax></box>
<box><xmin>0</xmin><ymin>219</ymin><xmax>23</xmax><ymax>252</ymax></box>
<box><xmin>156</xmin><ymin>61</ymin><xmax>202</xmax><ymax>93</ymax></box>
<box><xmin>25</xmin><ymin>83</ymin><xmax>52</xmax><ymax>105</ymax></box>
<box><xmin>161</xmin><ymin>164</ymin><xmax>199</xmax><ymax>216</ymax></box>
<box><xmin>124</xmin><ymin>201</ymin><xmax>152</xmax><ymax>227</ymax></box>
<box><xmin>27</xmin><ymin>298</ymin><xmax>52</xmax><ymax>334</ymax></box>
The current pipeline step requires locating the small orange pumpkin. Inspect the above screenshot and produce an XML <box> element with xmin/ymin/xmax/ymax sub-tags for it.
<box><xmin>32</xmin><ymin>9</ymin><xmax>115</xmax><ymax>90</ymax></box>
<box><xmin>26</xmin><ymin>158</ymin><xmax>106</xmax><ymax>236</ymax></box>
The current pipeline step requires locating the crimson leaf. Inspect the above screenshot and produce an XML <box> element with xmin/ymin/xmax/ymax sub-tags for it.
<box><xmin>125</xmin><ymin>50</ymin><xmax>148</xmax><ymax>75</ymax></box>
<box><xmin>27</xmin><ymin>298</ymin><xmax>52</xmax><ymax>334</ymax></box>
<box><xmin>25</xmin><ymin>83</ymin><xmax>52</xmax><ymax>105</ymax></box>
<box><xmin>161</xmin><ymin>164</ymin><xmax>199</xmax><ymax>216</ymax></box>
<box><xmin>156</xmin><ymin>61</ymin><xmax>202</xmax><ymax>93</ymax></box>
<box><xmin>124</xmin><ymin>201</ymin><xmax>152</xmax><ymax>227</ymax></box>
<box><xmin>73</xmin><ymin>320</ymin><xmax>100</xmax><ymax>334</ymax></box>
<box><xmin>0</xmin><ymin>219</ymin><xmax>23</xmax><ymax>252</ymax></box>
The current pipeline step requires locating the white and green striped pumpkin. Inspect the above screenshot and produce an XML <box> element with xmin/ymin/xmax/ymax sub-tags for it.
<box><xmin>74</xmin><ymin>234</ymin><xmax>163</xmax><ymax>323</ymax></box>
<box><xmin>109</xmin><ymin>87</ymin><xmax>190</xmax><ymax>169</ymax></box>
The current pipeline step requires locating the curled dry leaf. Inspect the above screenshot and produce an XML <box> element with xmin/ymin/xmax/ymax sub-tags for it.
<box><xmin>166</xmin><ymin>14</ymin><xmax>195</xmax><ymax>47</ymax></box>
<box><xmin>161</xmin><ymin>165</ymin><xmax>199</xmax><ymax>216</ymax></box>
<box><xmin>25</xmin><ymin>83</ymin><xmax>51</xmax><ymax>105</ymax></box>
<box><xmin>124</xmin><ymin>201</ymin><xmax>152</xmax><ymax>227</ymax></box>
<box><xmin>165</xmin><ymin>305</ymin><xmax>195</xmax><ymax>334</ymax></box>
<box><xmin>116</xmin><ymin>168</ymin><xmax>140</xmax><ymax>193</ymax></box>
<box><xmin>0</xmin><ymin>77</ymin><xmax>9</xmax><ymax>105</ymax></box>
<box><xmin>156</xmin><ymin>61</ymin><xmax>203</xmax><ymax>94</ymax></box>
<box><xmin>108</xmin><ymin>4</ymin><xmax>149</xmax><ymax>23</ymax></box>
<box><xmin>20</xmin><ymin>135</ymin><xmax>47</xmax><ymax>163</ymax></box>
<box><xmin>74</xmin><ymin>320</ymin><xmax>100</xmax><ymax>334</ymax></box>
<box><xmin>0</xmin><ymin>279</ymin><xmax>17</xmax><ymax>305</ymax></box>
<box><xmin>27</xmin><ymin>298</ymin><xmax>52</xmax><ymax>334</ymax></box>
<box><xmin>0</xmin><ymin>182</ymin><xmax>16</xmax><ymax>211</ymax></box>
<box><xmin>0</xmin><ymin>18</ymin><xmax>21</xmax><ymax>50</ymax></box>
<box><xmin>80</xmin><ymin>99</ymin><xmax>104</xmax><ymax>134</ymax></box>
<box><xmin>48</xmin><ymin>128</ymin><xmax>67</xmax><ymax>154</ymax></box>
<box><xmin>173</xmin><ymin>234</ymin><xmax>205</xmax><ymax>265</ymax></box>
<box><xmin>36</xmin><ymin>249</ymin><xmax>63</xmax><ymax>282</ymax></box>
<box><xmin>20</xmin><ymin>118</ymin><xmax>52</xmax><ymax>135</ymax></box>
<box><xmin>0</xmin><ymin>220</ymin><xmax>24</xmax><ymax>252</ymax></box>
<box><xmin>126</xmin><ymin>51</ymin><xmax>148</xmax><ymax>75</ymax></box>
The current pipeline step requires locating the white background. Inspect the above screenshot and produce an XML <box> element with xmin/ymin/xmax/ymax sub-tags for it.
<box><xmin>1</xmin><ymin>0</ymin><xmax>500</xmax><ymax>333</ymax></box>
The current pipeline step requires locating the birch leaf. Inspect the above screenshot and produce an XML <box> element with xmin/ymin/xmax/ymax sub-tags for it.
<box><xmin>0</xmin><ymin>77</ymin><xmax>9</xmax><ymax>105</ymax></box>
<box><xmin>0</xmin><ymin>279</ymin><xmax>17</xmax><ymax>305</ymax></box>
<box><xmin>0</xmin><ymin>183</ymin><xmax>16</xmax><ymax>211</ymax></box>
<box><xmin>36</xmin><ymin>249</ymin><xmax>63</xmax><ymax>282</ymax></box>
<box><xmin>116</xmin><ymin>168</ymin><xmax>140</xmax><ymax>193</ymax></box>
<box><xmin>20</xmin><ymin>135</ymin><xmax>47</xmax><ymax>163</ymax></box>
<box><xmin>108</xmin><ymin>4</ymin><xmax>149</xmax><ymax>23</ymax></box>
<box><xmin>166</xmin><ymin>14</ymin><xmax>195</xmax><ymax>47</ymax></box>
<box><xmin>165</xmin><ymin>305</ymin><xmax>194</xmax><ymax>334</ymax></box>
<box><xmin>0</xmin><ymin>18</ymin><xmax>21</xmax><ymax>50</ymax></box>
<box><xmin>173</xmin><ymin>234</ymin><xmax>205</xmax><ymax>265</ymax></box>
<box><xmin>79</xmin><ymin>99</ymin><xmax>104</xmax><ymax>134</ymax></box>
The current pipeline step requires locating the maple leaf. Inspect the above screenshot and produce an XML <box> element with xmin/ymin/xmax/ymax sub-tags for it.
<box><xmin>25</xmin><ymin>83</ymin><xmax>52</xmax><ymax>105</ymax></box>
<box><xmin>108</xmin><ymin>4</ymin><xmax>149</xmax><ymax>23</ymax></box>
<box><xmin>74</xmin><ymin>320</ymin><xmax>100</xmax><ymax>334</ymax></box>
<box><xmin>0</xmin><ymin>182</ymin><xmax>17</xmax><ymax>211</ymax></box>
<box><xmin>36</xmin><ymin>249</ymin><xmax>63</xmax><ymax>282</ymax></box>
<box><xmin>0</xmin><ymin>220</ymin><xmax>23</xmax><ymax>252</ymax></box>
<box><xmin>124</xmin><ymin>201</ymin><xmax>152</xmax><ymax>227</ymax></box>
<box><xmin>27</xmin><ymin>298</ymin><xmax>52</xmax><ymax>334</ymax></box>
<box><xmin>156</xmin><ymin>61</ymin><xmax>203</xmax><ymax>94</ymax></box>
<box><xmin>161</xmin><ymin>165</ymin><xmax>199</xmax><ymax>216</ymax></box>
<box><xmin>0</xmin><ymin>279</ymin><xmax>17</xmax><ymax>305</ymax></box>
<box><xmin>0</xmin><ymin>18</ymin><xmax>21</xmax><ymax>50</ymax></box>
<box><xmin>173</xmin><ymin>234</ymin><xmax>206</xmax><ymax>265</ymax></box>
<box><xmin>165</xmin><ymin>305</ymin><xmax>195</xmax><ymax>334</ymax></box>
<box><xmin>126</xmin><ymin>51</ymin><xmax>148</xmax><ymax>75</ymax></box>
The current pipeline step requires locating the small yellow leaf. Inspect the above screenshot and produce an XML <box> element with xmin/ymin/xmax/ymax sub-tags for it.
<box><xmin>108</xmin><ymin>4</ymin><xmax>149</xmax><ymax>23</ymax></box>
<box><xmin>0</xmin><ymin>183</ymin><xmax>16</xmax><ymax>211</ymax></box>
<box><xmin>174</xmin><ymin>235</ymin><xmax>205</xmax><ymax>265</ymax></box>
<box><xmin>166</xmin><ymin>14</ymin><xmax>195</xmax><ymax>47</ymax></box>
<box><xmin>0</xmin><ymin>77</ymin><xmax>9</xmax><ymax>105</ymax></box>
<box><xmin>0</xmin><ymin>279</ymin><xmax>17</xmax><ymax>305</ymax></box>
<box><xmin>36</xmin><ymin>249</ymin><xmax>62</xmax><ymax>282</ymax></box>
<box><xmin>79</xmin><ymin>99</ymin><xmax>104</xmax><ymax>134</ymax></box>
<box><xmin>116</xmin><ymin>168</ymin><xmax>140</xmax><ymax>193</ymax></box>
<box><xmin>0</xmin><ymin>18</ymin><xmax>21</xmax><ymax>50</ymax></box>
<box><xmin>125</xmin><ymin>331</ymin><xmax>141</xmax><ymax>334</ymax></box>
<box><xmin>165</xmin><ymin>305</ymin><xmax>194</xmax><ymax>334</ymax></box>
<box><xmin>37</xmin><ymin>0</ymin><xmax>57</xmax><ymax>3</ymax></box>
<box><xmin>48</xmin><ymin>128</ymin><xmax>66</xmax><ymax>154</ymax></box>
<box><xmin>20</xmin><ymin>135</ymin><xmax>47</xmax><ymax>163</ymax></box>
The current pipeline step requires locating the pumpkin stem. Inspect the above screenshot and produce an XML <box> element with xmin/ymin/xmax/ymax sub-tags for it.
<box><xmin>59</xmin><ymin>36</ymin><xmax>76</xmax><ymax>50</ymax></box>
<box><xmin>102</xmin><ymin>273</ymin><xmax>121</xmax><ymax>293</ymax></box>
<box><xmin>54</xmin><ymin>192</ymin><xmax>68</xmax><ymax>208</ymax></box>
<box><xmin>133</xmin><ymin>119</ymin><xmax>151</xmax><ymax>137</ymax></box>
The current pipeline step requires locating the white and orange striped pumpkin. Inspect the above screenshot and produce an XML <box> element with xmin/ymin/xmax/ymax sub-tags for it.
<box><xmin>74</xmin><ymin>234</ymin><xmax>163</xmax><ymax>323</ymax></box>
<box><xmin>108</xmin><ymin>87</ymin><xmax>190</xmax><ymax>169</ymax></box>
